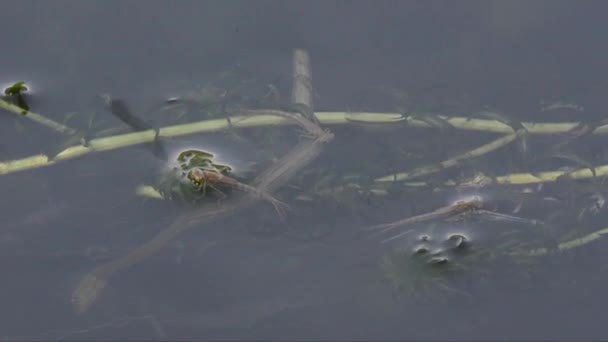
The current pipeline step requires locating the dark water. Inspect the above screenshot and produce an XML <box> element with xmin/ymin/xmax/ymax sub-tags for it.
<box><xmin>2</xmin><ymin>1</ymin><xmax>608</xmax><ymax>340</ymax></box>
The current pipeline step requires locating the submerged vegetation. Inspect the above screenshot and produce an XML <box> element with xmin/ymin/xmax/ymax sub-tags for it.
<box><xmin>3</xmin><ymin>81</ymin><xmax>30</xmax><ymax>113</ymax></box>
<box><xmin>3</xmin><ymin>49</ymin><xmax>608</xmax><ymax>317</ymax></box>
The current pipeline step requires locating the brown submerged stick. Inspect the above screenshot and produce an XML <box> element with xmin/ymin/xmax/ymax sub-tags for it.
<box><xmin>363</xmin><ymin>196</ymin><xmax>483</xmax><ymax>244</ymax></box>
<box><xmin>189</xmin><ymin>169</ymin><xmax>290</xmax><ymax>219</ymax></box>
<box><xmin>71</xmin><ymin>127</ymin><xmax>333</xmax><ymax>314</ymax></box>
<box><xmin>71</xmin><ymin>49</ymin><xmax>334</xmax><ymax>314</ymax></box>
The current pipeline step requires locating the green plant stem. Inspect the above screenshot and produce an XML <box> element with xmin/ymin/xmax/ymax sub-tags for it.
<box><xmin>71</xmin><ymin>48</ymin><xmax>335</xmax><ymax>315</ymax></box>
<box><xmin>292</xmin><ymin>49</ymin><xmax>314</xmax><ymax>110</ymax></box>
<box><xmin>3</xmin><ymin>110</ymin><xmax>608</xmax><ymax>177</ymax></box>
<box><xmin>0</xmin><ymin>98</ymin><xmax>77</xmax><ymax>135</ymax></box>
<box><xmin>513</xmin><ymin>226</ymin><xmax>608</xmax><ymax>256</ymax></box>
<box><xmin>340</xmin><ymin>111</ymin><xmax>608</xmax><ymax>134</ymax></box>
<box><xmin>375</xmin><ymin>133</ymin><xmax>518</xmax><ymax>183</ymax></box>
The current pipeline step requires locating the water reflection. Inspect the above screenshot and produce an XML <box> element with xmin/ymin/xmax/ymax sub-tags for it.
<box><xmin>3</xmin><ymin>1</ymin><xmax>608</xmax><ymax>340</ymax></box>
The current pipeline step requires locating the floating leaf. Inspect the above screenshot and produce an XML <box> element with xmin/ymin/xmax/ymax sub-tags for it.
<box><xmin>3</xmin><ymin>82</ymin><xmax>31</xmax><ymax>113</ymax></box>
<box><xmin>213</xmin><ymin>163</ymin><xmax>233</xmax><ymax>173</ymax></box>
<box><xmin>177</xmin><ymin>150</ymin><xmax>215</xmax><ymax>163</ymax></box>
<box><xmin>4</xmin><ymin>81</ymin><xmax>28</xmax><ymax>96</ymax></box>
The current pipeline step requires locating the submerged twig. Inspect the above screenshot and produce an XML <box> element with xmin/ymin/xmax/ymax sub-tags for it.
<box><xmin>71</xmin><ymin>49</ymin><xmax>334</xmax><ymax>315</ymax></box>
<box><xmin>364</xmin><ymin>197</ymin><xmax>483</xmax><ymax>243</ymax></box>
<box><xmin>72</xmin><ymin>119</ymin><xmax>333</xmax><ymax>315</ymax></box>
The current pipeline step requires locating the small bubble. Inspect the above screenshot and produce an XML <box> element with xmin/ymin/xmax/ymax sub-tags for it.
<box><xmin>448</xmin><ymin>233</ymin><xmax>468</xmax><ymax>249</ymax></box>
<box><xmin>413</xmin><ymin>246</ymin><xmax>430</xmax><ymax>255</ymax></box>
<box><xmin>429</xmin><ymin>257</ymin><xmax>449</xmax><ymax>266</ymax></box>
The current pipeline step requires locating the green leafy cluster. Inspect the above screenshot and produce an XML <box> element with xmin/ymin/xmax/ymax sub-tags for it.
<box><xmin>156</xmin><ymin>149</ymin><xmax>234</xmax><ymax>205</ymax></box>
<box><xmin>4</xmin><ymin>81</ymin><xmax>28</xmax><ymax>96</ymax></box>
<box><xmin>3</xmin><ymin>81</ymin><xmax>30</xmax><ymax>113</ymax></box>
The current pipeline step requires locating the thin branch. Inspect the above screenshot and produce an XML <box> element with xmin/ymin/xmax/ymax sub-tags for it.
<box><xmin>374</xmin><ymin>133</ymin><xmax>518</xmax><ymax>183</ymax></box>
<box><xmin>0</xmin><ymin>98</ymin><xmax>77</xmax><ymax>135</ymax></box>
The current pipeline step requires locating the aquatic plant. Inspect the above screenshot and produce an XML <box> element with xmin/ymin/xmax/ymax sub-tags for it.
<box><xmin>3</xmin><ymin>81</ymin><xmax>30</xmax><ymax>114</ymax></box>
<box><xmin>2</xmin><ymin>49</ymin><xmax>608</xmax><ymax>313</ymax></box>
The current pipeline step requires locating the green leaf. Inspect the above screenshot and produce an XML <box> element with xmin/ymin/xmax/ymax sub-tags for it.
<box><xmin>4</xmin><ymin>81</ymin><xmax>28</xmax><ymax>96</ymax></box>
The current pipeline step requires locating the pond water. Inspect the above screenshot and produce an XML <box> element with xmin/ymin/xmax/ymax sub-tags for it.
<box><xmin>2</xmin><ymin>1</ymin><xmax>608</xmax><ymax>340</ymax></box>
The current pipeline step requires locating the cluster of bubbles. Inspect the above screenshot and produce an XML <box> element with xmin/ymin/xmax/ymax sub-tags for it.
<box><xmin>411</xmin><ymin>232</ymin><xmax>470</xmax><ymax>266</ymax></box>
<box><xmin>380</xmin><ymin>229</ymin><xmax>476</xmax><ymax>298</ymax></box>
